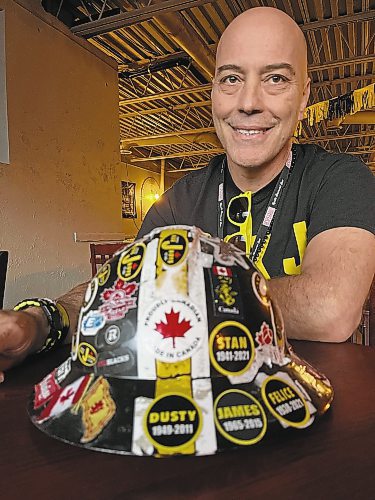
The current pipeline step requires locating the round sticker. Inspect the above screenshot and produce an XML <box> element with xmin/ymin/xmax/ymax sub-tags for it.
<box><xmin>144</xmin><ymin>393</ymin><xmax>202</xmax><ymax>452</ymax></box>
<box><xmin>142</xmin><ymin>299</ymin><xmax>204</xmax><ymax>363</ymax></box>
<box><xmin>209</xmin><ymin>321</ymin><xmax>254</xmax><ymax>376</ymax></box>
<box><xmin>252</xmin><ymin>272</ymin><xmax>270</xmax><ymax>306</ymax></box>
<box><xmin>158</xmin><ymin>232</ymin><xmax>188</xmax><ymax>266</ymax></box>
<box><xmin>104</xmin><ymin>325</ymin><xmax>121</xmax><ymax>345</ymax></box>
<box><xmin>97</xmin><ymin>263</ymin><xmax>111</xmax><ymax>287</ymax></box>
<box><xmin>214</xmin><ymin>389</ymin><xmax>267</xmax><ymax>445</ymax></box>
<box><xmin>117</xmin><ymin>243</ymin><xmax>146</xmax><ymax>282</ymax></box>
<box><xmin>261</xmin><ymin>376</ymin><xmax>310</xmax><ymax>428</ymax></box>
<box><xmin>78</xmin><ymin>342</ymin><xmax>98</xmax><ymax>367</ymax></box>
<box><xmin>82</xmin><ymin>278</ymin><xmax>99</xmax><ymax>312</ymax></box>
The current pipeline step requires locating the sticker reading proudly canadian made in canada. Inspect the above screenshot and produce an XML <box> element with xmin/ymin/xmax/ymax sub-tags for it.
<box><xmin>144</xmin><ymin>393</ymin><xmax>202</xmax><ymax>453</ymax></box>
<box><xmin>209</xmin><ymin>321</ymin><xmax>255</xmax><ymax>376</ymax></box>
<box><xmin>143</xmin><ymin>299</ymin><xmax>204</xmax><ymax>363</ymax></box>
<box><xmin>117</xmin><ymin>243</ymin><xmax>146</xmax><ymax>282</ymax></box>
<box><xmin>214</xmin><ymin>389</ymin><xmax>267</xmax><ymax>445</ymax></box>
<box><xmin>261</xmin><ymin>376</ymin><xmax>310</xmax><ymax>428</ymax></box>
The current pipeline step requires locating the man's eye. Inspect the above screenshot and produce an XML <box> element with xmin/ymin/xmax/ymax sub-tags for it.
<box><xmin>267</xmin><ymin>74</ymin><xmax>288</xmax><ymax>84</ymax></box>
<box><xmin>222</xmin><ymin>75</ymin><xmax>241</xmax><ymax>85</ymax></box>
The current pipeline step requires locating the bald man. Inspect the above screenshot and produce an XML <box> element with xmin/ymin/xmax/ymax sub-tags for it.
<box><xmin>138</xmin><ymin>8</ymin><xmax>374</xmax><ymax>341</ymax></box>
<box><xmin>0</xmin><ymin>8</ymin><xmax>374</xmax><ymax>380</ymax></box>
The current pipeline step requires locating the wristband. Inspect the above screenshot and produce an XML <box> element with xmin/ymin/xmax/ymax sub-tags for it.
<box><xmin>13</xmin><ymin>298</ymin><xmax>70</xmax><ymax>354</ymax></box>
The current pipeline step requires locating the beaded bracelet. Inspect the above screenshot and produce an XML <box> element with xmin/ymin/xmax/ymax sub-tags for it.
<box><xmin>13</xmin><ymin>298</ymin><xmax>70</xmax><ymax>354</ymax></box>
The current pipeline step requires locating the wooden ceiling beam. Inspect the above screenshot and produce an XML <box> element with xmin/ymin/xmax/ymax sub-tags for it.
<box><xmin>308</xmin><ymin>54</ymin><xmax>374</xmax><ymax>72</ymax></box>
<box><xmin>72</xmin><ymin>7</ymin><xmax>374</xmax><ymax>37</ymax></box>
<box><xmin>120</xmin><ymin>100</ymin><xmax>211</xmax><ymax>119</ymax></box>
<box><xmin>299</xmin><ymin>10</ymin><xmax>374</xmax><ymax>31</ymax></box>
<box><xmin>130</xmin><ymin>148</ymin><xmax>224</xmax><ymax>162</ymax></box>
<box><xmin>71</xmin><ymin>0</ymin><xmax>215</xmax><ymax>37</ymax></box>
<box><xmin>119</xmin><ymin>84</ymin><xmax>212</xmax><ymax>106</ymax></box>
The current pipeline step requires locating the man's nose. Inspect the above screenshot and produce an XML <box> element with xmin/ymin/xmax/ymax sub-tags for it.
<box><xmin>237</xmin><ymin>80</ymin><xmax>264</xmax><ymax>114</ymax></box>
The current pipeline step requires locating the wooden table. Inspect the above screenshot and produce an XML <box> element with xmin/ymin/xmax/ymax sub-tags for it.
<box><xmin>1</xmin><ymin>341</ymin><xmax>374</xmax><ymax>499</ymax></box>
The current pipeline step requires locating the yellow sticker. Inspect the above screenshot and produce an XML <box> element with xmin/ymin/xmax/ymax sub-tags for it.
<box><xmin>209</xmin><ymin>321</ymin><xmax>255</xmax><ymax>376</ymax></box>
<box><xmin>78</xmin><ymin>342</ymin><xmax>98</xmax><ymax>367</ymax></box>
<box><xmin>158</xmin><ymin>229</ymin><xmax>188</xmax><ymax>267</ymax></box>
<box><xmin>117</xmin><ymin>243</ymin><xmax>146</xmax><ymax>281</ymax></box>
<box><xmin>80</xmin><ymin>377</ymin><xmax>116</xmax><ymax>443</ymax></box>
<box><xmin>97</xmin><ymin>263</ymin><xmax>111</xmax><ymax>287</ymax></box>
<box><xmin>214</xmin><ymin>389</ymin><xmax>267</xmax><ymax>445</ymax></box>
<box><xmin>261</xmin><ymin>376</ymin><xmax>310</xmax><ymax>428</ymax></box>
<box><xmin>143</xmin><ymin>393</ymin><xmax>202</xmax><ymax>454</ymax></box>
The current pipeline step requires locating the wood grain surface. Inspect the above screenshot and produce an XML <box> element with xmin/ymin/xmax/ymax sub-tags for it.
<box><xmin>0</xmin><ymin>341</ymin><xmax>373</xmax><ymax>500</ymax></box>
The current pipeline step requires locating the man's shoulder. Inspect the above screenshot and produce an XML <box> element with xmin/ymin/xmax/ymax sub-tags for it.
<box><xmin>298</xmin><ymin>143</ymin><xmax>369</xmax><ymax>170</ymax></box>
<box><xmin>165</xmin><ymin>154</ymin><xmax>225</xmax><ymax>195</ymax></box>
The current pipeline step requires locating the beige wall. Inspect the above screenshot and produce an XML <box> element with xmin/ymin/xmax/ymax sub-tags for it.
<box><xmin>0</xmin><ymin>0</ymin><xmax>159</xmax><ymax>307</ymax></box>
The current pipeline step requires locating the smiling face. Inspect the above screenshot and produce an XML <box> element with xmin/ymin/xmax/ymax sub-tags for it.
<box><xmin>212</xmin><ymin>8</ymin><xmax>310</xmax><ymax>180</ymax></box>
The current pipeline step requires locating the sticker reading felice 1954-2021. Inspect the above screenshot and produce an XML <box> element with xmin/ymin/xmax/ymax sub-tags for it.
<box><xmin>261</xmin><ymin>376</ymin><xmax>310</xmax><ymax>428</ymax></box>
<box><xmin>144</xmin><ymin>393</ymin><xmax>202</xmax><ymax>453</ymax></box>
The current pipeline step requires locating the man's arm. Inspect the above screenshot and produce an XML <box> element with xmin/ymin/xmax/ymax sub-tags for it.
<box><xmin>268</xmin><ymin>227</ymin><xmax>375</xmax><ymax>342</ymax></box>
<box><xmin>0</xmin><ymin>281</ymin><xmax>88</xmax><ymax>378</ymax></box>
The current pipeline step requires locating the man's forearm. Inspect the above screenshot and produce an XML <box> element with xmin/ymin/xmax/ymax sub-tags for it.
<box><xmin>267</xmin><ymin>272</ymin><xmax>362</xmax><ymax>343</ymax></box>
<box><xmin>56</xmin><ymin>281</ymin><xmax>89</xmax><ymax>343</ymax></box>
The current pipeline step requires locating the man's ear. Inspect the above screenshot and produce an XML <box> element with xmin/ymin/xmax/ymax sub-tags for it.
<box><xmin>298</xmin><ymin>78</ymin><xmax>311</xmax><ymax>121</ymax></box>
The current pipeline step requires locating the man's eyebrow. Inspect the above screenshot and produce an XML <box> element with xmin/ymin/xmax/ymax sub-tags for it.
<box><xmin>261</xmin><ymin>63</ymin><xmax>295</xmax><ymax>75</ymax></box>
<box><xmin>216</xmin><ymin>64</ymin><xmax>243</xmax><ymax>74</ymax></box>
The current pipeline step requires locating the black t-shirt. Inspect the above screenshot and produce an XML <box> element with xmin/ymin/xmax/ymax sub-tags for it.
<box><xmin>138</xmin><ymin>144</ymin><xmax>374</xmax><ymax>278</ymax></box>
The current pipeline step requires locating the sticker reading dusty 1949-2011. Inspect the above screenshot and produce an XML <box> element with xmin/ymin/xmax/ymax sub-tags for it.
<box><xmin>261</xmin><ymin>376</ymin><xmax>310</xmax><ymax>428</ymax></box>
<box><xmin>214</xmin><ymin>389</ymin><xmax>267</xmax><ymax>445</ymax></box>
<box><xmin>144</xmin><ymin>393</ymin><xmax>202</xmax><ymax>452</ymax></box>
<box><xmin>209</xmin><ymin>321</ymin><xmax>255</xmax><ymax>376</ymax></box>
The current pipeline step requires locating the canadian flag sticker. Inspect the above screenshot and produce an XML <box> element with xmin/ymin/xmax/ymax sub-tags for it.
<box><xmin>37</xmin><ymin>375</ymin><xmax>92</xmax><ymax>423</ymax></box>
<box><xmin>213</xmin><ymin>266</ymin><xmax>232</xmax><ymax>277</ymax></box>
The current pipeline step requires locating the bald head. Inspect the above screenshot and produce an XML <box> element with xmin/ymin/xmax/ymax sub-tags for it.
<box><xmin>217</xmin><ymin>7</ymin><xmax>308</xmax><ymax>82</ymax></box>
<box><xmin>211</xmin><ymin>7</ymin><xmax>311</xmax><ymax>185</ymax></box>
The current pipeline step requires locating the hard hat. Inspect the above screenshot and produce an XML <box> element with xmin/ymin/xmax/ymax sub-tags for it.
<box><xmin>29</xmin><ymin>226</ymin><xmax>333</xmax><ymax>456</ymax></box>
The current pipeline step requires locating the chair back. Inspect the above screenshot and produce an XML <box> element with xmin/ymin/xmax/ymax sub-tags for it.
<box><xmin>89</xmin><ymin>243</ymin><xmax>126</xmax><ymax>277</ymax></box>
<box><xmin>0</xmin><ymin>251</ymin><xmax>8</xmax><ymax>309</ymax></box>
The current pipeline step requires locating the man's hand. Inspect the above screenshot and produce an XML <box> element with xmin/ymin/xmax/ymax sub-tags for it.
<box><xmin>0</xmin><ymin>308</ymin><xmax>49</xmax><ymax>380</ymax></box>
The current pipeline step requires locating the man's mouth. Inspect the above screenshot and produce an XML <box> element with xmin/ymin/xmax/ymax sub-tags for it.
<box><xmin>229</xmin><ymin>125</ymin><xmax>272</xmax><ymax>136</ymax></box>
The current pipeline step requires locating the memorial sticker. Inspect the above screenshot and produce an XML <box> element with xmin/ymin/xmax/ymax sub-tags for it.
<box><xmin>144</xmin><ymin>394</ymin><xmax>202</xmax><ymax>452</ymax></box>
<box><xmin>214</xmin><ymin>389</ymin><xmax>267</xmax><ymax>445</ymax></box>
<box><xmin>209</xmin><ymin>321</ymin><xmax>254</xmax><ymax>376</ymax></box>
<box><xmin>261</xmin><ymin>376</ymin><xmax>310</xmax><ymax>427</ymax></box>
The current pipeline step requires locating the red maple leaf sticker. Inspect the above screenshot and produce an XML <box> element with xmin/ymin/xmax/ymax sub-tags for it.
<box><xmin>256</xmin><ymin>322</ymin><xmax>273</xmax><ymax>346</ymax></box>
<box><xmin>155</xmin><ymin>308</ymin><xmax>192</xmax><ymax>348</ymax></box>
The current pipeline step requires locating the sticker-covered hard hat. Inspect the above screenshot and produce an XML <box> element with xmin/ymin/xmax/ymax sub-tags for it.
<box><xmin>29</xmin><ymin>226</ymin><xmax>333</xmax><ymax>457</ymax></box>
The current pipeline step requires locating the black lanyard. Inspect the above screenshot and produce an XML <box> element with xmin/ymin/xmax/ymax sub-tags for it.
<box><xmin>217</xmin><ymin>145</ymin><xmax>296</xmax><ymax>263</ymax></box>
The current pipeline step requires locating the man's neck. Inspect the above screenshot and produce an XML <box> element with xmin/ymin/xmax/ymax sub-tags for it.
<box><xmin>227</xmin><ymin>144</ymin><xmax>292</xmax><ymax>193</ymax></box>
